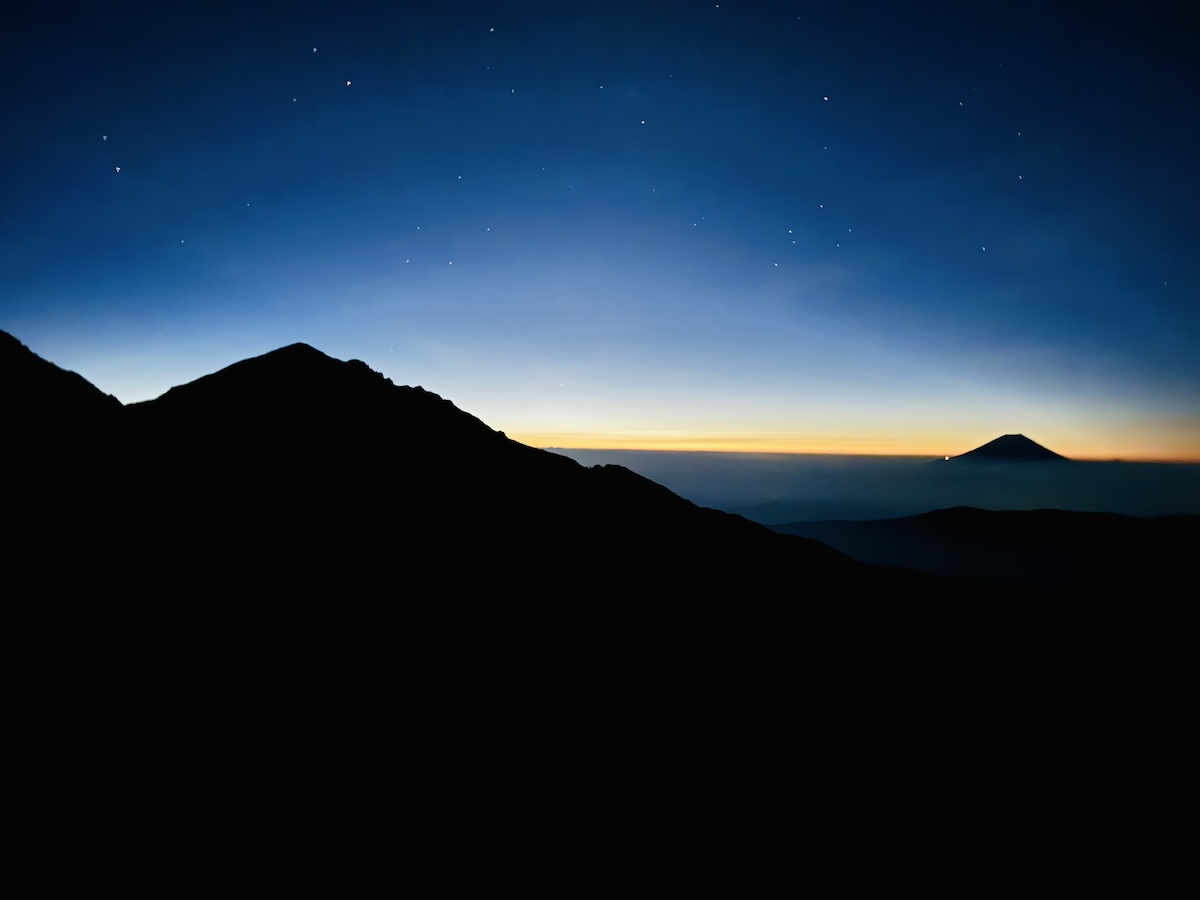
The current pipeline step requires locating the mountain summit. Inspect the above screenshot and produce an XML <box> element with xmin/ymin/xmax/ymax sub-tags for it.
<box><xmin>951</xmin><ymin>433</ymin><xmax>1069</xmax><ymax>462</ymax></box>
<box><xmin>7</xmin><ymin>329</ymin><xmax>950</xmax><ymax>597</ymax></box>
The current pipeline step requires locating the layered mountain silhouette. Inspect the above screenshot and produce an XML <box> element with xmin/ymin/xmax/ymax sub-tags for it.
<box><xmin>4</xmin><ymin>329</ymin><xmax>1163</xmax><ymax>824</ymax></box>
<box><xmin>4</xmin><ymin>329</ymin><xmax>967</xmax><ymax>599</ymax></box>
<box><xmin>774</xmin><ymin>506</ymin><xmax>1196</xmax><ymax>592</ymax></box>
<box><xmin>950</xmin><ymin>433</ymin><xmax>1068</xmax><ymax>461</ymax></box>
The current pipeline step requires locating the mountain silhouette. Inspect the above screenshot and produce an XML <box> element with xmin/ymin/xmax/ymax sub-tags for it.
<box><xmin>4</xmin><ymin>329</ymin><xmax>959</xmax><ymax>599</ymax></box>
<box><xmin>3</xmin><ymin>328</ymin><xmax>1155</xmax><ymax>823</ymax></box>
<box><xmin>950</xmin><ymin>433</ymin><xmax>1068</xmax><ymax>461</ymax></box>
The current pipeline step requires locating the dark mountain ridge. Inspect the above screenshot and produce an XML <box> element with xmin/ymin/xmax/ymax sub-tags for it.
<box><xmin>774</xmin><ymin>505</ymin><xmax>1197</xmax><ymax>591</ymax></box>
<box><xmin>4</xmin><ymin>330</ymin><xmax>935</xmax><ymax>598</ymax></box>
<box><xmin>4</xmin><ymin>330</ymin><xmax>1163</xmax><ymax>820</ymax></box>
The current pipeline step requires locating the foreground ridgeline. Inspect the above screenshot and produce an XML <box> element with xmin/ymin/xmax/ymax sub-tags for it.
<box><xmin>4</xmin><ymin>330</ymin><xmax>951</xmax><ymax>599</ymax></box>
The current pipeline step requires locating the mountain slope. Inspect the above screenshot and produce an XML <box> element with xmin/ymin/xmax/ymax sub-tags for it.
<box><xmin>951</xmin><ymin>433</ymin><xmax>1068</xmax><ymax>461</ymax></box>
<box><xmin>7</xmin><ymin>331</ymin><xmax>937</xmax><ymax>597</ymax></box>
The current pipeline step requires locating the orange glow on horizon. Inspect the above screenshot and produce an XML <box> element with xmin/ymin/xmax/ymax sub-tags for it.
<box><xmin>513</xmin><ymin>430</ymin><xmax>1200</xmax><ymax>462</ymax></box>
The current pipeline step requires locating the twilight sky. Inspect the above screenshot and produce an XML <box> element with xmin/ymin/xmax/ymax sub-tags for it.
<box><xmin>3</xmin><ymin>1</ymin><xmax>1197</xmax><ymax>459</ymax></box>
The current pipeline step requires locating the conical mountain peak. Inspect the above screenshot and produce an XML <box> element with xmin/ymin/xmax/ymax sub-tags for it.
<box><xmin>951</xmin><ymin>434</ymin><xmax>1068</xmax><ymax>461</ymax></box>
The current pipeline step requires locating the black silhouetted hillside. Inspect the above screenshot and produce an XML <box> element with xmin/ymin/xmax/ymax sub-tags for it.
<box><xmin>2</xmin><ymin>330</ymin><xmax>121</xmax><ymax>435</ymax></box>
<box><xmin>5</xmin><ymin>331</ymin><xmax>963</xmax><ymax>600</ymax></box>
<box><xmin>5</xmin><ymin>329</ymin><xmax>1164</xmax><ymax>822</ymax></box>
<box><xmin>951</xmin><ymin>433</ymin><xmax>1069</xmax><ymax>461</ymax></box>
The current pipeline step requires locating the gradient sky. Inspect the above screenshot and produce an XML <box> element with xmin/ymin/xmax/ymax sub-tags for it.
<box><xmin>3</xmin><ymin>1</ymin><xmax>1197</xmax><ymax>459</ymax></box>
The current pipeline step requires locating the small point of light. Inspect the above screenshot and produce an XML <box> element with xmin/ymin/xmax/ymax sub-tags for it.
<box><xmin>346</xmin><ymin>80</ymin><xmax>352</xmax><ymax>86</ymax></box>
<box><xmin>115</xmin><ymin>166</ymin><xmax>120</xmax><ymax>172</ymax></box>
<box><xmin>945</xmin><ymin>456</ymin><xmax>950</xmax><ymax>461</ymax></box>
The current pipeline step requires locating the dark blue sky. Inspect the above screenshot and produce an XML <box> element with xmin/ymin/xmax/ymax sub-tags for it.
<box><xmin>3</xmin><ymin>1</ymin><xmax>1197</xmax><ymax>458</ymax></box>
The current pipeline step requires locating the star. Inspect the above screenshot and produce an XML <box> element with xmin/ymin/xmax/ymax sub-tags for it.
<box><xmin>102</xmin><ymin>135</ymin><xmax>107</xmax><ymax>141</ymax></box>
<box><xmin>115</xmin><ymin>166</ymin><xmax>120</xmax><ymax>172</ymax></box>
<box><xmin>346</xmin><ymin>80</ymin><xmax>352</xmax><ymax>86</ymax></box>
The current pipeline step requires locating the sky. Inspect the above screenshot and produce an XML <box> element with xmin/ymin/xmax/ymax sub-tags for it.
<box><xmin>2</xmin><ymin>1</ymin><xmax>1197</xmax><ymax>460</ymax></box>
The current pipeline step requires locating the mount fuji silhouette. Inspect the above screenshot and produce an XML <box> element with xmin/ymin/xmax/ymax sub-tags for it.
<box><xmin>950</xmin><ymin>433</ymin><xmax>1069</xmax><ymax>462</ymax></box>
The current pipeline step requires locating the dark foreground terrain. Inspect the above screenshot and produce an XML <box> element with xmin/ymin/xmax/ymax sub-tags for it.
<box><xmin>6</xmin><ymin>329</ymin><xmax>930</xmax><ymax>598</ymax></box>
<box><xmin>5</xmin><ymin>329</ymin><xmax>1184</xmax><ymax>876</ymax></box>
<box><xmin>775</xmin><ymin>507</ymin><xmax>1198</xmax><ymax>594</ymax></box>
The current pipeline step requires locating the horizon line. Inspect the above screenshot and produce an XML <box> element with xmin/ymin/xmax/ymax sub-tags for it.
<box><xmin>534</xmin><ymin>443</ymin><xmax>1200</xmax><ymax>464</ymax></box>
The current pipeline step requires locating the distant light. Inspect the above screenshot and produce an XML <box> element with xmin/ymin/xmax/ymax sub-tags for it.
<box><xmin>346</xmin><ymin>80</ymin><xmax>352</xmax><ymax>86</ymax></box>
<box><xmin>945</xmin><ymin>456</ymin><xmax>950</xmax><ymax>461</ymax></box>
<box><xmin>102</xmin><ymin>135</ymin><xmax>107</xmax><ymax>141</ymax></box>
<box><xmin>115</xmin><ymin>166</ymin><xmax>120</xmax><ymax>172</ymax></box>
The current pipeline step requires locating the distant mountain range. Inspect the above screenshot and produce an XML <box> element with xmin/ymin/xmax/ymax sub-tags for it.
<box><xmin>774</xmin><ymin>506</ymin><xmax>1196</xmax><ymax>592</ymax></box>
